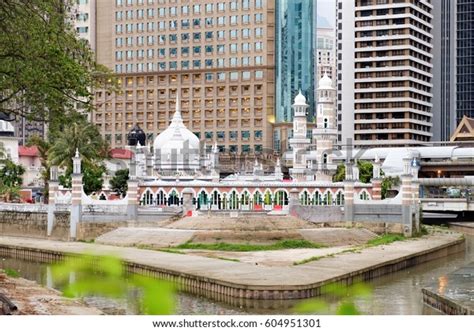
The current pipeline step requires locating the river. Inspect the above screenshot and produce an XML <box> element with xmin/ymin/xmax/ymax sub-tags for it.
<box><xmin>1</xmin><ymin>235</ymin><xmax>472</xmax><ymax>315</ymax></box>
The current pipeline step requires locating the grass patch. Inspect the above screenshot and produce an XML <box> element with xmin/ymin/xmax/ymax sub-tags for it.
<box><xmin>293</xmin><ymin>253</ymin><xmax>336</xmax><ymax>266</ymax></box>
<box><xmin>3</xmin><ymin>268</ymin><xmax>20</xmax><ymax>278</ymax></box>
<box><xmin>341</xmin><ymin>248</ymin><xmax>362</xmax><ymax>254</ymax></box>
<box><xmin>158</xmin><ymin>248</ymin><xmax>186</xmax><ymax>255</ymax></box>
<box><xmin>217</xmin><ymin>257</ymin><xmax>240</xmax><ymax>263</ymax></box>
<box><xmin>366</xmin><ymin>234</ymin><xmax>406</xmax><ymax>247</ymax></box>
<box><xmin>176</xmin><ymin>239</ymin><xmax>326</xmax><ymax>252</ymax></box>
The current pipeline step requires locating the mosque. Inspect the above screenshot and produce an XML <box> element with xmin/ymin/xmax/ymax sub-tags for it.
<box><xmin>127</xmin><ymin>74</ymin><xmax>373</xmax><ymax>210</ymax></box>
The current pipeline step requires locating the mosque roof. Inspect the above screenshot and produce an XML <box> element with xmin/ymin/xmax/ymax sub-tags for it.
<box><xmin>153</xmin><ymin>95</ymin><xmax>200</xmax><ymax>152</ymax></box>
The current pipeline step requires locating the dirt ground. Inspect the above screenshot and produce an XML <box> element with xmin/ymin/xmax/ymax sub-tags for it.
<box><xmin>164</xmin><ymin>215</ymin><xmax>321</xmax><ymax>231</ymax></box>
<box><xmin>0</xmin><ymin>271</ymin><xmax>102</xmax><ymax>315</ymax></box>
<box><xmin>184</xmin><ymin>246</ymin><xmax>354</xmax><ymax>267</ymax></box>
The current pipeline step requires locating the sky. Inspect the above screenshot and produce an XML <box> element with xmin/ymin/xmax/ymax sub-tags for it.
<box><xmin>317</xmin><ymin>0</ymin><xmax>336</xmax><ymax>29</ymax></box>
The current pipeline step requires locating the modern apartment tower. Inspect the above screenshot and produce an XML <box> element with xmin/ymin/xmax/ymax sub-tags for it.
<box><xmin>93</xmin><ymin>0</ymin><xmax>275</xmax><ymax>154</ymax></box>
<box><xmin>336</xmin><ymin>0</ymin><xmax>434</xmax><ymax>147</ymax></box>
<box><xmin>274</xmin><ymin>0</ymin><xmax>316</xmax><ymax>152</ymax></box>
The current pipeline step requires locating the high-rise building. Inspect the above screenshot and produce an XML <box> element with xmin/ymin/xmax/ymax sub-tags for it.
<box><xmin>93</xmin><ymin>0</ymin><xmax>275</xmax><ymax>155</ymax></box>
<box><xmin>455</xmin><ymin>1</ymin><xmax>474</xmax><ymax>127</ymax></box>
<box><xmin>316</xmin><ymin>24</ymin><xmax>336</xmax><ymax>83</ymax></box>
<box><xmin>433</xmin><ymin>0</ymin><xmax>474</xmax><ymax>141</ymax></box>
<box><xmin>274</xmin><ymin>0</ymin><xmax>316</xmax><ymax>153</ymax></box>
<box><xmin>336</xmin><ymin>0</ymin><xmax>434</xmax><ymax>147</ymax></box>
<box><xmin>71</xmin><ymin>0</ymin><xmax>97</xmax><ymax>50</ymax></box>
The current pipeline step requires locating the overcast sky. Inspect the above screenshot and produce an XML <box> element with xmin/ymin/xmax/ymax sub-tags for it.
<box><xmin>318</xmin><ymin>0</ymin><xmax>336</xmax><ymax>28</ymax></box>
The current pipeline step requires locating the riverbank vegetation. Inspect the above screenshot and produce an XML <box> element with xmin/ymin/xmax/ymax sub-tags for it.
<box><xmin>293</xmin><ymin>234</ymin><xmax>408</xmax><ymax>266</ymax></box>
<box><xmin>176</xmin><ymin>239</ymin><xmax>326</xmax><ymax>252</ymax></box>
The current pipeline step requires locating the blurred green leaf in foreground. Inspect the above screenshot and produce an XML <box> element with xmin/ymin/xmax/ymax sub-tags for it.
<box><xmin>294</xmin><ymin>282</ymin><xmax>372</xmax><ymax>315</ymax></box>
<box><xmin>52</xmin><ymin>254</ymin><xmax>175</xmax><ymax>315</ymax></box>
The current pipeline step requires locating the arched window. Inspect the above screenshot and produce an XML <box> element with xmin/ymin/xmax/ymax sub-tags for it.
<box><xmin>229</xmin><ymin>191</ymin><xmax>239</xmax><ymax>210</ymax></box>
<box><xmin>324</xmin><ymin>118</ymin><xmax>328</xmax><ymax>129</ymax></box>
<box><xmin>264</xmin><ymin>191</ymin><xmax>272</xmax><ymax>206</ymax></box>
<box><xmin>198</xmin><ymin>191</ymin><xmax>208</xmax><ymax>209</ymax></box>
<box><xmin>157</xmin><ymin>191</ymin><xmax>166</xmax><ymax>206</ymax></box>
<box><xmin>274</xmin><ymin>191</ymin><xmax>288</xmax><ymax>206</ymax></box>
<box><xmin>314</xmin><ymin>191</ymin><xmax>322</xmax><ymax>205</ymax></box>
<box><xmin>210</xmin><ymin>191</ymin><xmax>221</xmax><ymax>208</ymax></box>
<box><xmin>336</xmin><ymin>191</ymin><xmax>345</xmax><ymax>205</ymax></box>
<box><xmin>323</xmin><ymin>153</ymin><xmax>328</xmax><ymax>165</ymax></box>
<box><xmin>253</xmin><ymin>191</ymin><xmax>263</xmax><ymax>206</ymax></box>
<box><xmin>241</xmin><ymin>191</ymin><xmax>250</xmax><ymax>206</ymax></box>
<box><xmin>360</xmin><ymin>191</ymin><xmax>370</xmax><ymax>201</ymax></box>
<box><xmin>300</xmin><ymin>191</ymin><xmax>311</xmax><ymax>206</ymax></box>
<box><xmin>168</xmin><ymin>190</ymin><xmax>180</xmax><ymax>206</ymax></box>
<box><xmin>142</xmin><ymin>190</ymin><xmax>154</xmax><ymax>206</ymax></box>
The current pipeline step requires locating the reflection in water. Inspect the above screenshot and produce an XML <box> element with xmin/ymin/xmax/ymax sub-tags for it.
<box><xmin>1</xmin><ymin>235</ymin><xmax>473</xmax><ymax>315</ymax></box>
<box><xmin>438</xmin><ymin>276</ymin><xmax>449</xmax><ymax>295</ymax></box>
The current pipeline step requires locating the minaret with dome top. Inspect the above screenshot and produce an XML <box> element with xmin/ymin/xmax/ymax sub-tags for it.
<box><xmin>312</xmin><ymin>73</ymin><xmax>338</xmax><ymax>181</ymax></box>
<box><xmin>289</xmin><ymin>90</ymin><xmax>311</xmax><ymax>182</ymax></box>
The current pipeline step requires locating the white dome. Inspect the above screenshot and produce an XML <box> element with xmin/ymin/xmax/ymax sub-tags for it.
<box><xmin>293</xmin><ymin>90</ymin><xmax>308</xmax><ymax>106</ymax></box>
<box><xmin>318</xmin><ymin>73</ymin><xmax>334</xmax><ymax>90</ymax></box>
<box><xmin>153</xmin><ymin>96</ymin><xmax>201</xmax><ymax>174</ymax></box>
<box><xmin>153</xmin><ymin>97</ymin><xmax>200</xmax><ymax>153</ymax></box>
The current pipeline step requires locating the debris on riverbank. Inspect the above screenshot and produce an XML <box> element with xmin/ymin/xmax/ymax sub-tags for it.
<box><xmin>0</xmin><ymin>270</ymin><xmax>102</xmax><ymax>315</ymax></box>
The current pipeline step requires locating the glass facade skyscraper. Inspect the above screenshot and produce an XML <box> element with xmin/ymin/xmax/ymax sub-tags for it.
<box><xmin>275</xmin><ymin>0</ymin><xmax>316</xmax><ymax>124</ymax></box>
<box><xmin>457</xmin><ymin>0</ymin><xmax>474</xmax><ymax>121</ymax></box>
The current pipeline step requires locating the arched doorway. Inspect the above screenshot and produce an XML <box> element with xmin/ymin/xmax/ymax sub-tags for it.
<box><xmin>156</xmin><ymin>191</ymin><xmax>166</xmax><ymax>206</ymax></box>
<box><xmin>336</xmin><ymin>191</ymin><xmax>344</xmax><ymax>205</ymax></box>
<box><xmin>221</xmin><ymin>193</ymin><xmax>228</xmax><ymax>210</ymax></box>
<box><xmin>323</xmin><ymin>191</ymin><xmax>333</xmax><ymax>206</ymax></box>
<box><xmin>263</xmin><ymin>191</ymin><xmax>273</xmax><ymax>210</ymax></box>
<box><xmin>314</xmin><ymin>191</ymin><xmax>322</xmax><ymax>205</ymax></box>
<box><xmin>253</xmin><ymin>191</ymin><xmax>263</xmax><ymax>210</ymax></box>
<box><xmin>300</xmin><ymin>191</ymin><xmax>311</xmax><ymax>206</ymax></box>
<box><xmin>240</xmin><ymin>191</ymin><xmax>250</xmax><ymax>210</ymax></box>
<box><xmin>210</xmin><ymin>190</ymin><xmax>221</xmax><ymax>210</ymax></box>
<box><xmin>141</xmin><ymin>190</ymin><xmax>154</xmax><ymax>206</ymax></box>
<box><xmin>167</xmin><ymin>190</ymin><xmax>180</xmax><ymax>206</ymax></box>
<box><xmin>229</xmin><ymin>191</ymin><xmax>239</xmax><ymax>210</ymax></box>
<box><xmin>274</xmin><ymin>191</ymin><xmax>288</xmax><ymax>207</ymax></box>
<box><xmin>197</xmin><ymin>191</ymin><xmax>208</xmax><ymax>210</ymax></box>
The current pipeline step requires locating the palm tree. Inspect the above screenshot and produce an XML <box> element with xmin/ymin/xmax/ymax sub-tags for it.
<box><xmin>48</xmin><ymin>121</ymin><xmax>106</xmax><ymax>172</ymax></box>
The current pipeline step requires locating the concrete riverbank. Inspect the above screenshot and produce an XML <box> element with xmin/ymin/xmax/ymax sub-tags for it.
<box><xmin>0</xmin><ymin>233</ymin><xmax>465</xmax><ymax>300</ymax></box>
<box><xmin>422</xmin><ymin>262</ymin><xmax>474</xmax><ymax>315</ymax></box>
<box><xmin>449</xmin><ymin>223</ymin><xmax>474</xmax><ymax>236</ymax></box>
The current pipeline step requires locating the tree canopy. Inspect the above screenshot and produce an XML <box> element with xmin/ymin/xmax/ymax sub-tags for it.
<box><xmin>49</xmin><ymin>117</ymin><xmax>110</xmax><ymax>195</ymax></box>
<box><xmin>110</xmin><ymin>169</ymin><xmax>129</xmax><ymax>198</ymax></box>
<box><xmin>332</xmin><ymin>161</ymin><xmax>400</xmax><ymax>199</ymax></box>
<box><xmin>0</xmin><ymin>0</ymin><xmax>113</xmax><ymax>122</ymax></box>
<box><xmin>0</xmin><ymin>159</ymin><xmax>25</xmax><ymax>187</ymax></box>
